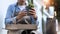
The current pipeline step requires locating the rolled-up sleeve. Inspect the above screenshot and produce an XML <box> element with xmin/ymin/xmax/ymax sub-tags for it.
<box><xmin>5</xmin><ymin>5</ymin><xmax>16</xmax><ymax>24</ymax></box>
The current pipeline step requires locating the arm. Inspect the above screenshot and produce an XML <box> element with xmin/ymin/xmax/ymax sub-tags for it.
<box><xmin>5</xmin><ymin>5</ymin><xmax>16</xmax><ymax>24</ymax></box>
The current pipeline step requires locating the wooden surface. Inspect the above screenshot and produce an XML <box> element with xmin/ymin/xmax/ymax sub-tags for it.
<box><xmin>7</xmin><ymin>30</ymin><xmax>21</xmax><ymax>34</ymax></box>
<box><xmin>6</xmin><ymin>24</ymin><xmax>37</xmax><ymax>30</ymax></box>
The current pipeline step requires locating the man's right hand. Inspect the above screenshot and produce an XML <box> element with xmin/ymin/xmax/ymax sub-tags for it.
<box><xmin>16</xmin><ymin>11</ymin><xmax>27</xmax><ymax>20</ymax></box>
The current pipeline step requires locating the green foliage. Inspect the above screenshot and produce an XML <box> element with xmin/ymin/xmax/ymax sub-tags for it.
<box><xmin>27</xmin><ymin>0</ymin><xmax>34</xmax><ymax>8</ymax></box>
<box><xmin>28</xmin><ymin>3</ymin><xmax>34</xmax><ymax>8</ymax></box>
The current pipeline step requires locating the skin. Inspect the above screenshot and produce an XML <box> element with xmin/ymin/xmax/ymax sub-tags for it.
<box><xmin>18</xmin><ymin>0</ymin><xmax>26</xmax><ymax>5</ymax></box>
<box><xmin>16</xmin><ymin>0</ymin><xmax>37</xmax><ymax>20</ymax></box>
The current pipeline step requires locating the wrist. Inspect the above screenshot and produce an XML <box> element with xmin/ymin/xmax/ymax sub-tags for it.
<box><xmin>34</xmin><ymin>15</ymin><xmax>37</xmax><ymax>20</ymax></box>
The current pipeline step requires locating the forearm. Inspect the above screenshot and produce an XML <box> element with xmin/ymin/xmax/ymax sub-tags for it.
<box><xmin>5</xmin><ymin>17</ymin><xmax>16</xmax><ymax>24</ymax></box>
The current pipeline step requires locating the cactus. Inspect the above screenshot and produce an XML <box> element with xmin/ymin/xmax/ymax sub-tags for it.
<box><xmin>27</xmin><ymin>0</ymin><xmax>34</xmax><ymax>8</ymax></box>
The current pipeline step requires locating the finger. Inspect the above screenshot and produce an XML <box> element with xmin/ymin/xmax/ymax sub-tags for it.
<box><xmin>29</xmin><ymin>10</ymin><xmax>36</xmax><ymax>14</ymax></box>
<box><xmin>21</xmin><ymin>13</ymin><xmax>27</xmax><ymax>16</ymax></box>
<box><xmin>19</xmin><ymin>12</ymin><xmax>27</xmax><ymax>15</ymax></box>
<box><xmin>29</xmin><ymin>11</ymin><xmax>36</xmax><ymax>14</ymax></box>
<box><xmin>22</xmin><ymin>12</ymin><xmax>27</xmax><ymax>15</ymax></box>
<box><xmin>31</xmin><ymin>8</ymin><xmax>35</xmax><ymax>11</ymax></box>
<box><xmin>29</xmin><ymin>12</ymin><xmax>36</xmax><ymax>15</ymax></box>
<box><xmin>23</xmin><ymin>11</ymin><xmax>27</xmax><ymax>14</ymax></box>
<box><xmin>29</xmin><ymin>10</ymin><xmax>35</xmax><ymax>12</ymax></box>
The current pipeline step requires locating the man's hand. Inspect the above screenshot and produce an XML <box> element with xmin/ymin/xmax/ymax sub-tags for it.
<box><xmin>29</xmin><ymin>8</ymin><xmax>37</xmax><ymax>20</ymax></box>
<box><xmin>16</xmin><ymin>11</ymin><xmax>27</xmax><ymax>20</ymax></box>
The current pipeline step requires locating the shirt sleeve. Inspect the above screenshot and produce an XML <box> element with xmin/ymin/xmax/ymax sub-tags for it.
<box><xmin>5</xmin><ymin>5</ymin><xmax>16</xmax><ymax>25</ymax></box>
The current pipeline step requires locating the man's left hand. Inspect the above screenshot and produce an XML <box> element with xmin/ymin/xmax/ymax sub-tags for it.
<box><xmin>29</xmin><ymin>8</ymin><xmax>37</xmax><ymax>19</ymax></box>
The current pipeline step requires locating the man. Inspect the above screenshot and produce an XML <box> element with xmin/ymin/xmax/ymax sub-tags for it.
<box><xmin>5</xmin><ymin>0</ymin><xmax>37</xmax><ymax>24</ymax></box>
<box><xmin>5</xmin><ymin>0</ymin><xmax>39</xmax><ymax>34</ymax></box>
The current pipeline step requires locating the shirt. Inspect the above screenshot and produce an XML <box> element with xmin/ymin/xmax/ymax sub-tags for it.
<box><xmin>18</xmin><ymin>5</ymin><xmax>26</xmax><ymax>11</ymax></box>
